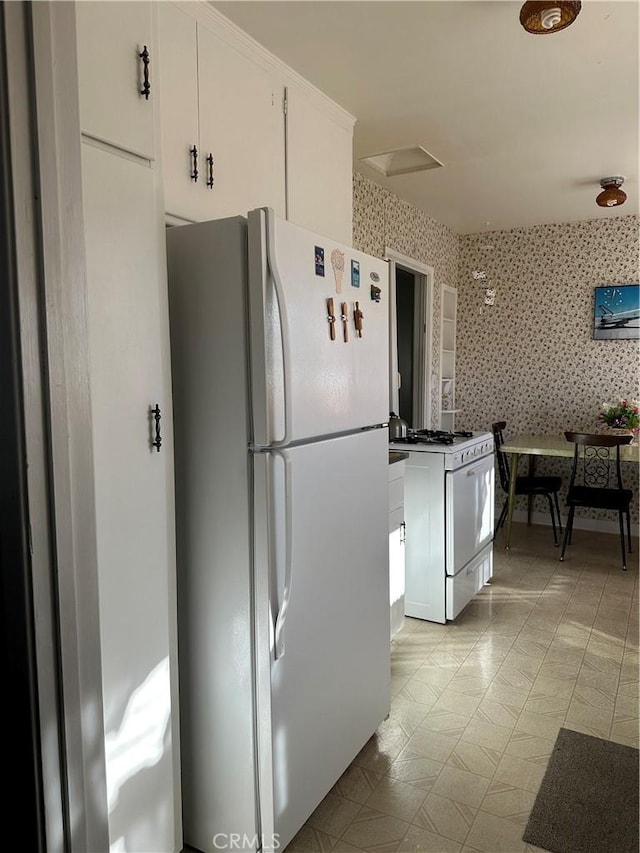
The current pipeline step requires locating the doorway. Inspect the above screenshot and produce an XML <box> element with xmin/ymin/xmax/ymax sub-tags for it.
<box><xmin>395</xmin><ymin>267</ymin><xmax>416</xmax><ymax>426</ymax></box>
<box><xmin>386</xmin><ymin>249</ymin><xmax>433</xmax><ymax>430</ymax></box>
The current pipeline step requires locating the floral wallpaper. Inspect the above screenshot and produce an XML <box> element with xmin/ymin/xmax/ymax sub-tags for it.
<box><xmin>353</xmin><ymin>172</ymin><xmax>459</xmax><ymax>426</ymax></box>
<box><xmin>353</xmin><ymin>173</ymin><xmax>639</xmax><ymax>528</ymax></box>
<box><xmin>457</xmin><ymin>216</ymin><xmax>640</xmax><ymax>524</ymax></box>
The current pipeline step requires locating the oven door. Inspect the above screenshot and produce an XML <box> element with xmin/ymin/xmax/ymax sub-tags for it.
<box><xmin>445</xmin><ymin>453</ymin><xmax>495</xmax><ymax>576</ymax></box>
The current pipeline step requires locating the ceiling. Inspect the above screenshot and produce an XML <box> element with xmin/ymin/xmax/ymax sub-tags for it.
<box><xmin>213</xmin><ymin>1</ymin><xmax>639</xmax><ymax>235</ymax></box>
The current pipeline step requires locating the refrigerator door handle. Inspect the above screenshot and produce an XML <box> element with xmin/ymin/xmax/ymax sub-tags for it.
<box><xmin>270</xmin><ymin>449</ymin><xmax>293</xmax><ymax>660</ymax></box>
<box><xmin>263</xmin><ymin>208</ymin><xmax>294</xmax><ymax>447</ymax></box>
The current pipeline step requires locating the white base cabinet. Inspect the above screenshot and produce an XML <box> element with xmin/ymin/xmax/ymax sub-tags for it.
<box><xmin>389</xmin><ymin>461</ymin><xmax>406</xmax><ymax>639</ymax></box>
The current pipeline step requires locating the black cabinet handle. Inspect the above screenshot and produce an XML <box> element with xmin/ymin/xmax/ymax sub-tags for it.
<box><xmin>139</xmin><ymin>46</ymin><xmax>151</xmax><ymax>100</ymax></box>
<box><xmin>151</xmin><ymin>404</ymin><xmax>162</xmax><ymax>452</ymax></box>
<box><xmin>206</xmin><ymin>153</ymin><xmax>214</xmax><ymax>189</ymax></box>
<box><xmin>190</xmin><ymin>145</ymin><xmax>198</xmax><ymax>182</ymax></box>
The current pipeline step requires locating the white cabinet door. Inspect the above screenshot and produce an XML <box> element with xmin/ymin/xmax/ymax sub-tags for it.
<box><xmin>285</xmin><ymin>85</ymin><xmax>353</xmax><ymax>245</ymax></box>
<box><xmin>197</xmin><ymin>24</ymin><xmax>285</xmax><ymax>220</ymax></box>
<box><xmin>81</xmin><ymin>142</ymin><xmax>177</xmax><ymax>853</ymax></box>
<box><xmin>76</xmin><ymin>1</ymin><xmax>156</xmax><ymax>159</ymax></box>
<box><xmin>389</xmin><ymin>461</ymin><xmax>406</xmax><ymax>638</ymax></box>
<box><xmin>158</xmin><ymin>2</ymin><xmax>200</xmax><ymax>220</ymax></box>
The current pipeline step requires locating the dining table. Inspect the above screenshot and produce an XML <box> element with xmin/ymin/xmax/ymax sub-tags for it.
<box><xmin>500</xmin><ymin>434</ymin><xmax>640</xmax><ymax>549</ymax></box>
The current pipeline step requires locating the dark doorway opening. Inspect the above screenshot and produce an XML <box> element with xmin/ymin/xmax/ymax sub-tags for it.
<box><xmin>395</xmin><ymin>266</ymin><xmax>416</xmax><ymax>427</ymax></box>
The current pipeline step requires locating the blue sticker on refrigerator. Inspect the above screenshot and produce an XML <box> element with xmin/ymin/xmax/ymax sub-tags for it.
<box><xmin>351</xmin><ymin>260</ymin><xmax>360</xmax><ymax>288</ymax></box>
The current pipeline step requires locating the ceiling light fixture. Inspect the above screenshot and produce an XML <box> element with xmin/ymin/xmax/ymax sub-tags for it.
<box><xmin>596</xmin><ymin>176</ymin><xmax>627</xmax><ymax>208</ymax></box>
<box><xmin>519</xmin><ymin>1</ymin><xmax>582</xmax><ymax>34</ymax></box>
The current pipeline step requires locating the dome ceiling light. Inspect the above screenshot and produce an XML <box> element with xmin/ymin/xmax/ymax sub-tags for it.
<box><xmin>519</xmin><ymin>1</ymin><xmax>582</xmax><ymax>34</ymax></box>
<box><xmin>596</xmin><ymin>177</ymin><xmax>627</xmax><ymax>208</ymax></box>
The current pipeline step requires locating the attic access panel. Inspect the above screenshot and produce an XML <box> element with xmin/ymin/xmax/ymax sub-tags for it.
<box><xmin>359</xmin><ymin>146</ymin><xmax>443</xmax><ymax>177</ymax></box>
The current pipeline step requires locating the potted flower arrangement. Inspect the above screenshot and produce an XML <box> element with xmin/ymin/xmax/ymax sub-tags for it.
<box><xmin>597</xmin><ymin>399</ymin><xmax>639</xmax><ymax>441</ymax></box>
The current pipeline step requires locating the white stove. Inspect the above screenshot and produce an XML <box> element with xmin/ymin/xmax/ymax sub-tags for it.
<box><xmin>390</xmin><ymin>430</ymin><xmax>495</xmax><ymax>623</ymax></box>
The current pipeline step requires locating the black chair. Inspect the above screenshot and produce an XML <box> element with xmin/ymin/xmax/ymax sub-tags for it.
<box><xmin>492</xmin><ymin>421</ymin><xmax>563</xmax><ymax>544</ymax></box>
<box><xmin>560</xmin><ymin>432</ymin><xmax>633</xmax><ymax>571</ymax></box>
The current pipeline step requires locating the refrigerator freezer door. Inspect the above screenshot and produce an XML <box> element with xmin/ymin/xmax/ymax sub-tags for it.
<box><xmin>253</xmin><ymin>429</ymin><xmax>390</xmax><ymax>849</ymax></box>
<box><xmin>248</xmin><ymin>208</ymin><xmax>389</xmax><ymax>447</ymax></box>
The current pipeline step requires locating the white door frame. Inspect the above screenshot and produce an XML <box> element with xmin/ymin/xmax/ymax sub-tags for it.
<box><xmin>384</xmin><ymin>247</ymin><xmax>434</xmax><ymax>429</ymax></box>
<box><xmin>8</xmin><ymin>3</ymin><xmax>109</xmax><ymax>850</ymax></box>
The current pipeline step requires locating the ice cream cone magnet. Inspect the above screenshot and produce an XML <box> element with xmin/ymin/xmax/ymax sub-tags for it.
<box><xmin>331</xmin><ymin>249</ymin><xmax>345</xmax><ymax>293</ymax></box>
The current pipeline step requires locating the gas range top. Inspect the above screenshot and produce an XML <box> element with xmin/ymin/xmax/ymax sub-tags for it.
<box><xmin>391</xmin><ymin>429</ymin><xmax>474</xmax><ymax>447</ymax></box>
<box><xmin>389</xmin><ymin>430</ymin><xmax>494</xmax><ymax>469</ymax></box>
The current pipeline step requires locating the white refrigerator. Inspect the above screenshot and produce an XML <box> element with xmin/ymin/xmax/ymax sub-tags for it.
<box><xmin>167</xmin><ymin>208</ymin><xmax>391</xmax><ymax>853</ymax></box>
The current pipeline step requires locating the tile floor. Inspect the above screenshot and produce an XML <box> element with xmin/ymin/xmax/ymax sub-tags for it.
<box><xmin>287</xmin><ymin>523</ymin><xmax>639</xmax><ymax>852</ymax></box>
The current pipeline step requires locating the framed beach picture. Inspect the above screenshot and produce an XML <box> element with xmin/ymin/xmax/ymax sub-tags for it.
<box><xmin>593</xmin><ymin>284</ymin><xmax>640</xmax><ymax>340</ymax></box>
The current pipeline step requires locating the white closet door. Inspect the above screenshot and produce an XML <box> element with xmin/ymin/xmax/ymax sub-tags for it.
<box><xmin>81</xmin><ymin>142</ymin><xmax>177</xmax><ymax>853</ymax></box>
<box><xmin>76</xmin><ymin>1</ymin><xmax>156</xmax><ymax>159</ymax></box>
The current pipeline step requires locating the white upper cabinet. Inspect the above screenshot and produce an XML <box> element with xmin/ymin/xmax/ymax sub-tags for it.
<box><xmin>157</xmin><ymin>4</ymin><xmax>354</xmax><ymax>241</ymax></box>
<box><xmin>76</xmin><ymin>1</ymin><xmax>156</xmax><ymax>160</ymax></box>
<box><xmin>157</xmin><ymin>3</ymin><xmax>200</xmax><ymax>218</ymax></box>
<box><xmin>284</xmin><ymin>85</ymin><xmax>354</xmax><ymax>245</ymax></box>
<box><xmin>158</xmin><ymin>4</ymin><xmax>284</xmax><ymax>222</ymax></box>
<box><xmin>197</xmin><ymin>25</ymin><xmax>285</xmax><ymax>220</ymax></box>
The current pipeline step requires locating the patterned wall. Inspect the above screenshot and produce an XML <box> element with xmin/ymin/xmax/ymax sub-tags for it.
<box><xmin>353</xmin><ymin>174</ymin><xmax>639</xmax><ymax>527</ymax></box>
<box><xmin>456</xmin><ymin>216</ymin><xmax>640</xmax><ymax>524</ymax></box>
<box><xmin>353</xmin><ymin>172</ymin><xmax>459</xmax><ymax>426</ymax></box>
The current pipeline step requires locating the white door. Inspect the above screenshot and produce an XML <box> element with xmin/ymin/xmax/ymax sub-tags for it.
<box><xmin>76</xmin><ymin>1</ymin><xmax>156</xmax><ymax>159</ymax></box>
<box><xmin>445</xmin><ymin>455</ymin><xmax>495</xmax><ymax>575</ymax></box>
<box><xmin>248</xmin><ymin>209</ymin><xmax>389</xmax><ymax>446</ymax></box>
<box><xmin>81</xmin><ymin>143</ymin><xmax>177</xmax><ymax>853</ymax></box>
<box><xmin>253</xmin><ymin>429</ymin><xmax>390</xmax><ymax>850</ymax></box>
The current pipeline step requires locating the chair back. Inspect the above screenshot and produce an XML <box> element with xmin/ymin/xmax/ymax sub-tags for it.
<box><xmin>492</xmin><ymin>421</ymin><xmax>510</xmax><ymax>493</ymax></box>
<box><xmin>564</xmin><ymin>431</ymin><xmax>632</xmax><ymax>492</ymax></box>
